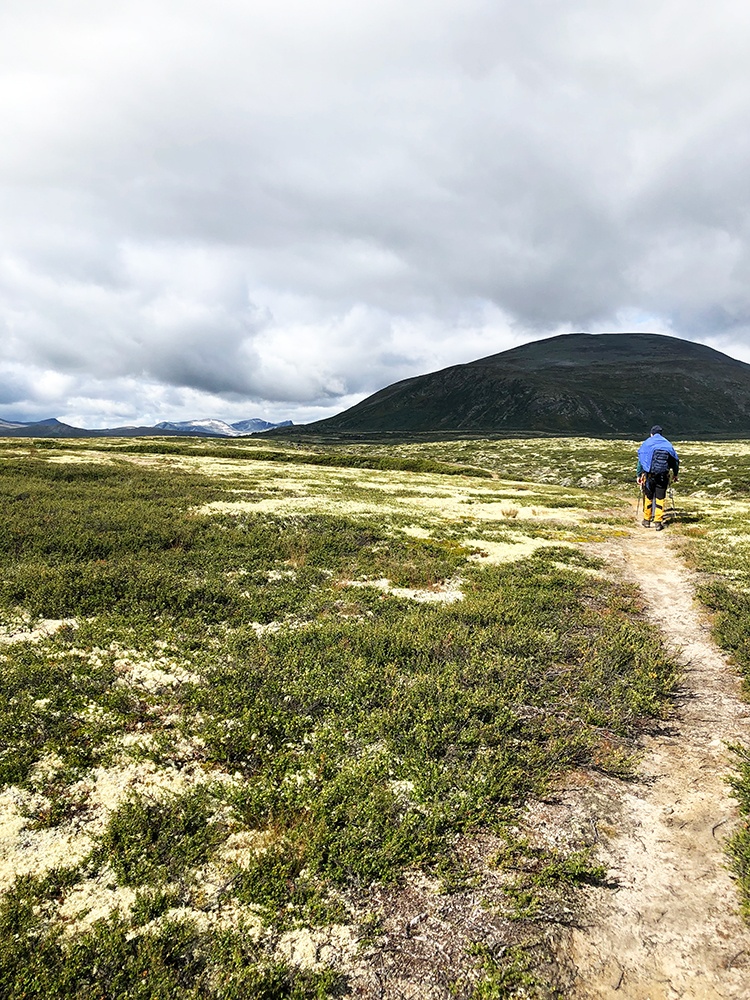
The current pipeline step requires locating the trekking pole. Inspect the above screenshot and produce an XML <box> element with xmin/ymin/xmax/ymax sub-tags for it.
<box><xmin>637</xmin><ymin>477</ymin><xmax>645</xmax><ymax>524</ymax></box>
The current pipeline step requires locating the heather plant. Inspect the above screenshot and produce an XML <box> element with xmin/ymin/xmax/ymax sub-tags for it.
<box><xmin>0</xmin><ymin>438</ymin><xmax>685</xmax><ymax>997</ymax></box>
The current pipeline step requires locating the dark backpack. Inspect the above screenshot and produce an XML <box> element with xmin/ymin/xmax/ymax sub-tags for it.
<box><xmin>650</xmin><ymin>449</ymin><xmax>670</xmax><ymax>474</ymax></box>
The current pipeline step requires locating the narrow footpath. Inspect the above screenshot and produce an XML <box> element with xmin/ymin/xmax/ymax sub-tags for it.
<box><xmin>570</xmin><ymin>528</ymin><xmax>750</xmax><ymax>999</ymax></box>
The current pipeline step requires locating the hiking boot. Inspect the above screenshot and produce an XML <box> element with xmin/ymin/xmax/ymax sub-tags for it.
<box><xmin>642</xmin><ymin>519</ymin><xmax>651</xmax><ymax>527</ymax></box>
<box><xmin>655</xmin><ymin>522</ymin><xmax>664</xmax><ymax>531</ymax></box>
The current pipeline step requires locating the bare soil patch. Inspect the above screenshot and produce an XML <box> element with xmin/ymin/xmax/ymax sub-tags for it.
<box><xmin>343</xmin><ymin>836</ymin><xmax>573</xmax><ymax>999</ymax></box>
<box><xmin>567</xmin><ymin>526</ymin><xmax>750</xmax><ymax>998</ymax></box>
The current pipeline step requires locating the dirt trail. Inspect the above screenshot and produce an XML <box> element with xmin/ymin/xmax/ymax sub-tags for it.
<box><xmin>570</xmin><ymin>528</ymin><xmax>750</xmax><ymax>999</ymax></box>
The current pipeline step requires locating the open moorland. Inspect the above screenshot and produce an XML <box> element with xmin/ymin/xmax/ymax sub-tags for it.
<box><xmin>2</xmin><ymin>434</ymin><xmax>750</xmax><ymax>998</ymax></box>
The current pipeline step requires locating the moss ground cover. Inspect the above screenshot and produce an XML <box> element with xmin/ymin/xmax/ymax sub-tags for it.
<box><xmin>0</xmin><ymin>438</ymin><xmax>684</xmax><ymax>997</ymax></box>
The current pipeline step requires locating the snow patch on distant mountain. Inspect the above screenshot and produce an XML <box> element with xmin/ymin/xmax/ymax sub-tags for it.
<box><xmin>154</xmin><ymin>418</ymin><xmax>293</xmax><ymax>437</ymax></box>
<box><xmin>155</xmin><ymin>419</ymin><xmax>239</xmax><ymax>436</ymax></box>
<box><xmin>231</xmin><ymin>418</ymin><xmax>293</xmax><ymax>433</ymax></box>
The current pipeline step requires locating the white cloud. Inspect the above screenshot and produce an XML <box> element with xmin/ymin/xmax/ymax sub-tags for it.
<box><xmin>2</xmin><ymin>1</ymin><xmax>750</xmax><ymax>425</ymax></box>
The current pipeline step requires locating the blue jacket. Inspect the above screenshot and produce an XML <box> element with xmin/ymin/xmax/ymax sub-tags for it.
<box><xmin>637</xmin><ymin>433</ymin><xmax>679</xmax><ymax>477</ymax></box>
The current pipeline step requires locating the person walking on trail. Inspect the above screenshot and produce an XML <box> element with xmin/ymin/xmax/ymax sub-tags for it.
<box><xmin>637</xmin><ymin>425</ymin><xmax>680</xmax><ymax>531</ymax></box>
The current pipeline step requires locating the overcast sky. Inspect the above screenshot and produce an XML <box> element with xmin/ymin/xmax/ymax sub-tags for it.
<box><xmin>2</xmin><ymin>0</ymin><xmax>750</xmax><ymax>427</ymax></box>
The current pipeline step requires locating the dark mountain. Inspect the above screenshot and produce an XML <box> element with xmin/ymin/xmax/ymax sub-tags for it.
<box><xmin>301</xmin><ymin>333</ymin><xmax>750</xmax><ymax>436</ymax></box>
<box><xmin>0</xmin><ymin>418</ymin><xmax>90</xmax><ymax>437</ymax></box>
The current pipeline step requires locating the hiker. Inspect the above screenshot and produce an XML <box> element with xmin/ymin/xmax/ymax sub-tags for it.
<box><xmin>637</xmin><ymin>425</ymin><xmax>679</xmax><ymax>531</ymax></box>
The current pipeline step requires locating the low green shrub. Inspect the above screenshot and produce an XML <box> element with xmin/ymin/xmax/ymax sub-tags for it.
<box><xmin>102</xmin><ymin>788</ymin><xmax>228</xmax><ymax>887</ymax></box>
<box><xmin>0</xmin><ymin>444</ymin><xmax>683</xmax><ymax>995</ymax></box>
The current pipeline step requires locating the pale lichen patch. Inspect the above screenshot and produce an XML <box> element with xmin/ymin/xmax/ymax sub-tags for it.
<box><xmin>275</xmin><ymin>924</ymin><xmax>359</xmax><ymax>971</ymax></box>
<box><xmin>29</xmin><ymin>753</ymin><xmax>68</xmax><ymax>784</ymax></box>
<box><xmin>0</xmin><ymin>787</ymin><xmax>35</xmax><ymax>846</ymax></box>
<box><xmin>70</xmin><ymin>759</ymin><xmax>237</xmax><ymax>837</ymax></box>
<box><xmin>578</xmin><ymin>472</ymin><xmax>605</xmax><ymax>488</ymax></box>
<box><xmin>217</xmin><ymin>829</ymin><xmax>276</xmax><ymax>867</ymax></box>
<box><xmin>199</xmin><ymin>497</ymin><xmax>391</xmax><ymax>518</ymax></box>
<box><xmin>400</xmin><ymin>525</ymin><xmax>432</xmax><ymax>538</ymax></box>
<box><xmin>45</xmin><ymin>453</ymin><xmax>117</xmax><ymax>466</ymax></box>
<box><xmin>465</xmin><ymin>536</ymin><xmax>571</xmax><ymax>564</ymax></box>
<box><xmin>0</xmin><ymin>618</ymin><xmax>78</xmax><ymax>645</ymax></box>
<box><xmin>249</xmin><ymin>620</ymin><xmax>285</xmax><ymax>636</ymax></box>
<box><xmin>115</xmin><ymin>661</ymin><xmax>200</xmax><ymax>694</ymax></box>
<box><xmin>0</xmin><ymin>758</ymin><xmax>242</xmax><ymax>897</ymax></box>
<box><xmin>0</xmin><ymin>786</ymin><xmax>95</xmax><ymax>893</ymax></box>
<box><xmin>112</xmin><ymin>648</ymin><xmax>201</xmax><ymax>694</ymax></box>
<box><xmin>58</xmin><ymin>871</ymin><xmax>137</xmax><ymax>934</ymax></box>
<box><xmin>344</xmin><ymin>577</ymin><xmax>464</xmax><ymax>604</ymax></box>
<box><xmin>136</xmin><ymin>902</ymin><xmax>265</xmax><ymax>939</ymax></box>
<box><xmin>267</xmin><ymin>568</ymin><xmax>297</xmax><ymax>581</ymax></box>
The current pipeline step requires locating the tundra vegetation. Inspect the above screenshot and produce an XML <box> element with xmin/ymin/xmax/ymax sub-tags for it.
<box><xmin>0</xmin><ymin>434</ymin><xmax>748</xmax><ymax>997</ymax></box>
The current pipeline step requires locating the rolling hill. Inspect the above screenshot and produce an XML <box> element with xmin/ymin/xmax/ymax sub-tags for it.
<box><xmin>302</xmin><ymin>333</ymin><xmax>750</xmax><ymax>436</ymax></box>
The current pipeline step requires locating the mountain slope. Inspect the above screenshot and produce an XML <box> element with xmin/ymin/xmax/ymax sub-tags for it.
<box><xmin>0</xmin><ymin>418</ymin><xmax>91</xmax><ymax>437</ymax></box>
<box><xmin>305</xmin><ymin>333</ymin><xmax>750</xmax><ymax>436</ymax></box>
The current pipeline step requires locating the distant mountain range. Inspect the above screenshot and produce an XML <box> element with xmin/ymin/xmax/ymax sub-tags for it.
<box><xmin>0</xmin><ymin>417</ymin><xmax>293</xmax><ymax>438</ymax></box>
<box><xmin>153</xmin><ymin>418</ymin><xmax>293</xmax><ymax>436</ymax></box>
<box><xmin>295</xmin><ymin>332</ymin><xmax>750</xmax><ymax>437</ymax></box>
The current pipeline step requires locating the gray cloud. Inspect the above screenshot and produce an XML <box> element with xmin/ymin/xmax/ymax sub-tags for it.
<box><xmin>2</xmin><ymin>1</ymin><xmax>750</xmax><ymax>424</ymax></box>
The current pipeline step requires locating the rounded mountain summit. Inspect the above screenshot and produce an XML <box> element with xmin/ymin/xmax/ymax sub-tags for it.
<box><xmin>306</xmin><ymin>333</ymin><xmax>750</xmax><ymax>437</ymax></box>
